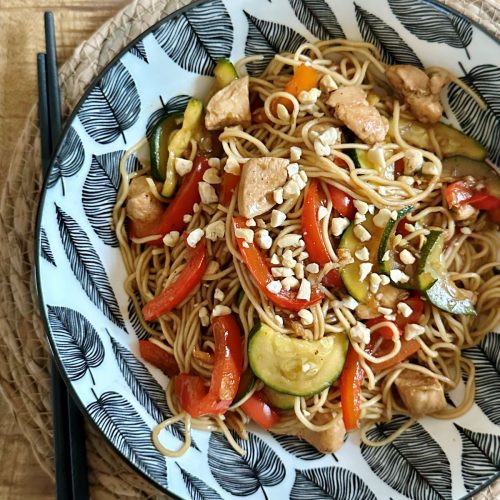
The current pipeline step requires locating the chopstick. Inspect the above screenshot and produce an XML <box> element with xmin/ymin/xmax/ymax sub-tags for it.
<box><xmin>37</xmin><ymin>12</ymin><xmax>89</xmax><ymax>500</ymax></box>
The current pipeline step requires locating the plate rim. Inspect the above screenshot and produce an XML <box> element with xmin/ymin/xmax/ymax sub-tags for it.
<box><xmin>33</xmin><ymin>0</ymin><xmax>500</xmax><ymax>498</ymax></box>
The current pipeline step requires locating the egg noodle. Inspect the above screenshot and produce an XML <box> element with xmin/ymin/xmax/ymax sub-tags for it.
<box><xmin>113</xmin><ymin>39</ymin><xmax>500</xmax><ymax>457</ymax></box>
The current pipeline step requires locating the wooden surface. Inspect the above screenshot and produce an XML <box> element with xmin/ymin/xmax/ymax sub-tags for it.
<box><xmin>0</xmin><ymin>1</ymin><xmax>130</xmax><ymax>498</ymax></box>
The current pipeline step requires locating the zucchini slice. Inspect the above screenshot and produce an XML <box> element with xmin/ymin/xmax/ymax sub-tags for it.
<box><xmin>248</xmin><ymin>323</ymin><xmax>348</xmax><ymax>397</ymax></box>
<box><xmin>162</xmin><ymin>98</ymin><xmax>204</xmax><ymax>198</ymax></box>
<box><xmin>418</xmin><ymin>231</ymin><xmax>476</xmax><ymax>315</ymax></box>
<box><xmin>377</xmin><ymin>205</ymin><xmax>416</xmax><ymax>288</ymax></box>
<box><xmin>263</xmin><ymin>386</ymin><xmax>296</xmax><ymax>410</ymax></box>
<box><xmin>349</xmin><ymin>146</ymin><xmax>395</xmax><ymax>179</ymax></box>
<box><xmin>150</xmin><ymin>112</ymin><xmax>183</xmax><ymax>182</ymax></box>
<box><xmin>442</xmin><ymin>156</ymin><xmax>500</xmax><ymax>198</ymax></box>
<box><xmin>389</xmin><ymin>118</ymin><xmax>487</xmax><ymax>161</ymax></box>
<box><xmin>214</xmin><ymin>58</ymin><xmax>239</xmax><ymax>88</ymax></box>
<box><xmin>230</xmin><ymin>368</ymin><xmax>256</xmax><ymax>408</ymax></box>
<box><xmin>339</xmin><ymin>214</ymin><xmax>382</xmax><ymax>303</ymax></box>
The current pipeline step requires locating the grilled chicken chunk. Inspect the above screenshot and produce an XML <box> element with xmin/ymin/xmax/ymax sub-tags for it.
<box><xmin>394</xmin><ymin>368</ymin><xmax>447</xmax><ymax>417</ymax></box>
<box><xmin>205</xmin><ymin>76</ymin><xmax>252</xmax><ymax>130</ymax></box>
<box><xmin>278</xmin><ymin>412</ymin><xmax>346</xmax><ymax>454</ymax></box>
<box><xmin>327</xmin><ymin>86</ymin><xmax>389</xmax><ymax>145</ymax></box>
<box><xmin>126</xmin><ymin>176</ymin><xmax>164</xmax><ymax>223</ymax></box>
<box><xmin>238</xmin><ymin>157</ymin><xmax>289</xmax><ymax>218</ymax></box>
<box><xmin>385</xmin><ymin>65</ymin><xmax>449</xmax><ymax>124</ymax></box>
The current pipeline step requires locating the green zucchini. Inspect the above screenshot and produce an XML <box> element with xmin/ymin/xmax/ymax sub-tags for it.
<box><xmin>442</xmin><ymin>156</ymin><xmax>500</xmax><ymax>198</ymax></box>
<box><xmin>150</xmin><ymin>112</ymin><xmax>183</xmax><ymax>181</ymax></box>
<box><xmin>389</xmin><ymin>118</ymin><xmax>487</xmax><ymax>161</ymax></box>
<box><xmin>248</xmin><ymin>323</ymin><xmax>348</xmax><ymax>397</ymax></box>
<box><xmin>236</xmin><ymin>288</ymin><xmax>246</xmax><ymax>307</ymax></box>
<box><xmin>230</xmin><ymin>368</ymin><xmax>256</xmax><ymax>408</ymax></box>
<box><xmin>418</xmin><ymin>230</ymin><xmax>476</xmax><ymax>315</ymax></box>
<box><xmin>349</xmin><ymin>146</ymin><xmax>394</xmax><ymax>179</ymax></box>
<box><xmin>339</xmin><ymin>214</ymin><xmax>381</xmax><ymax>303</ymax></box>
<box><xmin>263</xmin><ymin>386</ymin><xmax>296</xmax><ymax>410</ymax></box>
<box><xmin>214</xmin><ymin>58</ymin><xmax>239</xmax><ymax>88</ymax></box>
<box><xmin>161</xmin><ymin>98</ymin><xmax>204</xmax><ymax>197</ymax></box>
<box><xmin>377</xmin><ymin>205</ymin><xmax>416</xmax><ymax>288</ymax></box>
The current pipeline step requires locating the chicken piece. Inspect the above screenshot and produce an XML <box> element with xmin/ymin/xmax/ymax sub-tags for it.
<box><xmin>278</xmin><ymin>412</ymin><xmax>346</xmax><ymax>454</ymax></box>
<box><xmin>385</xmin><ymin>65</ymin><xmax>450</xmax><ymax>124</ymax></box>
<box><xmin>205</xmin><ymin>76</ymin><xmax>251</xmax><ymax>130</ymax></box>
<box><xmin>394</xmin><ymin>369</ymin><xmax>447</xmax><ymax>417</ymax></box>
<box><xmin>126</xmin><ymin>176</ymin><xmax>164</xmax><ymax>223</ymax></box>
<box><xmin>238</xmin><ymin>157</ymin><xmax>289</xmax><ymax>218</ymax></box>
<box><xmin>327</xmin><ymin>86</ymin><xmax>389</xmax><ymax>145</ymax></box>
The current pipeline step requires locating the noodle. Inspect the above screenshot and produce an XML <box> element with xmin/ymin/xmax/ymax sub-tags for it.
<box><xmin>114</xmin><ymin>39</ymin><xmax>500</xmax><ymax>457</ymax></box>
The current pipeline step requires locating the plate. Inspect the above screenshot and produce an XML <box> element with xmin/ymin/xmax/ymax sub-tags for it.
<box><xmin>35</xmin><ymin>0</ymin><xmax>500</xmax><ymax>498</ymax></box>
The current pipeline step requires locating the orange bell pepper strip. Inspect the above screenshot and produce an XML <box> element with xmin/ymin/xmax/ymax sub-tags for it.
<box><xmin>233</xmin><ymin>216</ymin><xmax>324</xmax><ymax>311</ymax></box>
<box><xmin>368</xmin><ymin>335</ymin><xmax>421</xmax><ymax>373</ymax></box>
<box><xmin>175</xmin><ymin>313</ymin><xmax>243</xmax><ymax>417</ymax></box>
<box><xmin>340</xmin><ymin>345</ymin><xmax>364</xmax><ymax>431</ymax></box>
<box><xmin>273</xmin><ymin>64</ymin><xmax>320</xmax><ymax>113</ymax></box>
<box><xmin>142</xmin><ymin>239</ymin><xmax>208</xmax><ymax>321</ymax></box>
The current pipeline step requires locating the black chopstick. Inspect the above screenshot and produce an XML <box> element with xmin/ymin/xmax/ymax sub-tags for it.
<box><xmin>37</xmin><ymin>13</ymin><xmax>89</xmax><ymax>500</ymax></box>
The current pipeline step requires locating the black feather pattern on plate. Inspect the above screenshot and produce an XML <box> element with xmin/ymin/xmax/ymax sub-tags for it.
<box><xmin>388</xmin><ymin>0</ymin><xmax>473</xmax><ymax>58</ymax></box>
<box><xmin>244</xmin><ymin>11</ymin><xmax>307</xmax><ymax>76</ymax></box>
<box><xmin>455</xmin><ymin>424</ymin><xmax>500</xmax><ymax>493</ymax></box>
<box><xmin>82</xmin><ymin>151</ymin><xmax>140</xmax><ymax>247</ymax></box>
<box><xmin>361</xmin><ymin>415</ymin><xmax>452</xmax><ymax>500</ymax></box>
<box><xmin>87</xmin><ymin>391</ymin><xmax>168</xmax><ymax>488</ymax></box>
<box><xmin>40</xmin><ymin>227</ymin><xmax>56</xmax><ymax>266</ymax></box>
<box><xmin>47</xmin><ymin>126</ymin><xmax>85</xmax><ymax>193</ymax></box>
<box><xmin>273</xmin><ymin>434</ymin><xmax>324</xmax><ymax>461</ymax></box>
<box><xmin>153</xmin><ymin>0</ymin><xmax>233</xmax><ymax>76</ymax></box>
<box><xmin>129</xmin><ymin>39</ymin><xmax>149</xmax><ymax>63</ymax></box>
<box><xmin>208</xmin><ymin>431</ymin><xmax>286</xmax><ymax>496</ymax></box>
<box><xmin>127</xmin><ymin>295</ymin><xmax>154</xmax><ymax>341</ymax></box>
<box><xmin>108</xmin><ymin>333</ymin><xmax>199</xmax><ymax>450</ymax></box>
<box><xmin>354</xmin><ymin>3</ymin><xmax>422</xmax><ymax>67</ymax></box>
<box><xmin>290</xmin><ymin>467</ymin><xmax>377</xmax><ymax>500</ymax></box>
<box><xmin>47</xmin><ymin>305</ymin><xmax>104</xmax><ymax>383</ymax></box>
<box><xmin>146</xmin><ymin>94</ymin><xmax>192</xmax><ymax>140</ymax></box>
<box><xmin>78</xmin><ymin>61</ymin><xmax>141</xmax><ymax>145</ymax></box>
<box><xmin>448</xmin><ymin>64</ymin><xmax>500</xmax><ymax>165</ymax></box>
<box><xmin>463</xmin><ymin>331</ymin><xmax>500</xmax><ymax>426</ymax></box>
<box><xmin>288</xmin><ymin>0</ymin><xmax>345</xmax><ymax>40</ymax></box>
<box><xmin>177</xmin><ymin>464</ymin><xmax>223</xmax><ymax>500</ymax></box>
<box><xmin>55</xmin><ymin>204</ymin><xmax>125</xmax><ymax>329</ymax></box>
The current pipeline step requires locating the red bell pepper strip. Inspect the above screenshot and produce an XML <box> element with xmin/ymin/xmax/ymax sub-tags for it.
<box><xmin>468</xmin><ymin>191</ymin><xmax>500</xmax><ymax>211</ymax></box>
<box><xmin>368</xmin><ymin>336</ymin><xmax>420</xmax><ymax>373</ymax></box>
<box><xmin>142</xmin><ymin>239</ymin><xmax>208</xmax><ymax>321</ymax></box>
<box><xmin>327</xmin><ymin>185</ymin><xmax>356</xmax><ymax>220</ymax></box>
<box><xmin>175</xmin><ymin>313</ymin><xmax>243</xmax><ymax>417</ymax></box>
<box><xmin>340</xmin><ymin>345</ymin><xmax>364</xmax><ymax>431</ymax></box>
<box><xmin>241</xmin><ymin>392</ymin><xmax>281</xmax><ymax>429</ymax></box>
<box><xmin>444</xmin><ymin>181</ymin><xmax>473</xmax><ymax>208</ymax></box>
<box><xmin>396</xmin><ymin>216</ymin><xmax>411</xmax><ymax>237</ymax></box>
<box><xmin>302</xmin><ymin>180</ymin><xmax>343</xmax><ymax>288</ymax></box>
<box><xmin>488</xmin><ymin>204</ymin><xmax>500</xmax><ymax>223</ymax></box>
<box><xmin>130</xmin><ymin>156</ymin><xmax>210</xmax><ymax>245</ymax></box>
<box><xmin>233</xmin><ymin>216</ymin><xmax>324</xmax><ymax>311</ymax></box>
<box><xmin>220</xmin><ymin>171</ymin><xmax>241</xmax><ymax>207</ymax></box>
<box><xmin>139</xmin><ymin>340</ymin><xmax>179</xmax><ymax>377</ymax></box>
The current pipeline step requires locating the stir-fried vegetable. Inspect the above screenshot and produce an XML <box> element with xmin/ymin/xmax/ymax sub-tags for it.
<box><xmin>240</xmin><ymin>392</ymin><xmax>281</xmax><ymax>429</ymax></box>
<box><xmin>328</xmin><ymin>185</ymin><xmax>356</xmax><ymax>220</ymax></box>
<box><xmin>139</xmin><ymin>340</ymin><xmax>179</xmax><ymax>377</ymax></box>
<box><xmin>175</xmin><ymin>313</ymin><xmax>243</xmax><ymax>417</ymax></box>
<box><xmin>340</xmin><ymin>346</ymin><xmax>364</xmax><ymax>431</ymax></box>
<box><xmin>142</xmin><ymin>239</ymin><xmax>208</xmax><ymax>321</ymax></box>
<box><xmin>273</xmin><ymin>64</ymin><xmax>319</xmax><ymax>113</ymax></box>
<box><xmin>233</xmin><ymin>216</ymin><xmax>324</xmax><ymax>311</ymax></box>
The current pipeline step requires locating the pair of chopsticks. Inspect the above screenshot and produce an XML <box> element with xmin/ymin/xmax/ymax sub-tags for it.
<box><xmin>37</xmin><ymin>12</ymin><xmax>89</xmax><ymax>500</ymax></box>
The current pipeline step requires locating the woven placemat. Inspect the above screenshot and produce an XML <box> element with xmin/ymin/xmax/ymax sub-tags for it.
<box><xmin>0</xmin><ymin>0</ymin><xmax>498</xmax><ymax>498</ymax></box>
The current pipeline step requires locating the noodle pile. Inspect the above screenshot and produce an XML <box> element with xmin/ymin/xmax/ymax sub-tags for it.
<box><xmin>113</xmin><ymin>39</ymin><xmax>500</xmax><ymax>456</ymax></box>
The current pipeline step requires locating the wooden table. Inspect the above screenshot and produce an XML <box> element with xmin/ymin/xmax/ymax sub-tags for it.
<box><xmin>0</xmin><ymin>2</ymin><xmax>130</xmax><ymax>497</ymax></box>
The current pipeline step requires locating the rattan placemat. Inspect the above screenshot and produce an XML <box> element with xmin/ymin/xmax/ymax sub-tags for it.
<box><xmin>0</xmin><ymin>0</ymin><xmax>498</xmax><ymax>498</ymax></box>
